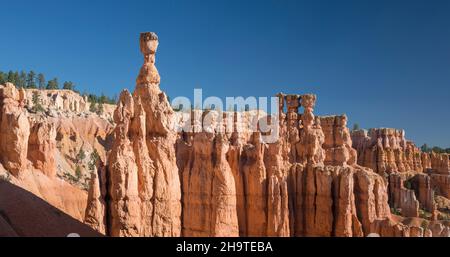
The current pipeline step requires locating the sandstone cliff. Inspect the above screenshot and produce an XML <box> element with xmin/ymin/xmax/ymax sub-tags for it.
<box><xmin>24</xmin><ymin>88</ymin><xmax>115</xmax><ymax>119</ymax></box>
<box><xmin>0</xmin><ymin>82</ymin><xmax>115</xmax><ymax>222</ymax></box>
<box><xmin>0</xmin><ymin>83</ymin><xmax>87</xmax><ymax>220</ymax></box>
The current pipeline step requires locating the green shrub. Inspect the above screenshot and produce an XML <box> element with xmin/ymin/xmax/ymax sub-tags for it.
<box><xmin>75</xmin><ymin>166</ymin><xmax>82</xmax><ymax>180</ymax></box>
<box><xmin>391</xmin><ymin>207</ymin><xmax>401</xmax><ymax>216</ymax></box>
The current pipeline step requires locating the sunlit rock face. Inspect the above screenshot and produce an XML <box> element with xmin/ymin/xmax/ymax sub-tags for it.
<box><xmin>1</xmin><ymin>32</ymin><xmax>449</xmax><ymax>237</ymax></box>
<box><xmin>0</xmin><ymin>83</ymin><xmax>90</xmax><ymax>222</ymax></box>
<box><xmin>350</xmin><ymin>127</ymin><xmax>450</xmax><ymax>226</ymax></box>
<box><xmin>84</xmin><ymin>33</ymin><xmax>450</xmax><ymax>237</ymax></box>
<box><xmin>102</xmin><ymin>32</ymin><xmax>181</xmax><ymax>237</ymax></box>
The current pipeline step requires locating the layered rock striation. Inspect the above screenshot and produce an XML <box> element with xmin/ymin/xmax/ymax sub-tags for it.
<box><xmin>350</xmin><ymin>128</ymin><xmax>449</xmax><ymax>227</ymax></box>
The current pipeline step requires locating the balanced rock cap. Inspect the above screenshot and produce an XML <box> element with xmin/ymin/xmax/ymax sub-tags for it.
<box><xmin>140</xmin><ymin>32</ymin><xmax>158</xmax><ymax>41</ymax></box>
<box><xmin>140</xmin><ymin>32</ymin><xmax>159</xmax><ymax>56</ymax></box>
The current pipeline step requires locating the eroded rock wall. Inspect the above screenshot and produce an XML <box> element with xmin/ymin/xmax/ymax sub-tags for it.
<box><xmin>103</xmin><ymin>32</ymin><xmax>181</xmax><ymax>237</ymax></box>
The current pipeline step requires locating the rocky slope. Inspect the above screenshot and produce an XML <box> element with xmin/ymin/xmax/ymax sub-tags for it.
<box><xmin>0</xmin><ymin>82</ymin><xmax>114</xmax><ymax>223</ymax></box>
<box><xmin>351</xmin><ymin>128</ymin><xmax>450</xmax><ymax>223</ymax></box>
<box><xmin>1</xmin><ymin>32</ymin><xmax>449</xmax><ymax>237</ymax></box>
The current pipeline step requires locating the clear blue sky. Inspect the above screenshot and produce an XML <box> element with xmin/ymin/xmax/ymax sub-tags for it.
<box><xmin>1</xmin><ymin>0</ymin><xmax>449</xmax><ymax>147</ymax></box>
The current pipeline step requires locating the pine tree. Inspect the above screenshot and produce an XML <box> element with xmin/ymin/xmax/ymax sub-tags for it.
<box><xmin>7</xmin><ymin>71</ymin><xmax>15</xmax><ymax>83</ymax></box>
<box><xmin>46</xmin><ymin>78</ymin><xmax>59</xmax><ymax>89</ymax></box>
<box><xmin>420</xmin><ymin>144</ymin><xmax>429</xmax><ymax>153</ymax></box>
<box><xmin>37</xmin><ymin>73</ymin><xmax>46</xmax><ymax>89</ymax></box>
<box><xmin>63</xmin><ymin>81</ymin><xmax>74</xmax><ymax>90</ymax></box>
<box><xmin>76</xmin><ymin>148</ymin><xmax>86</xmax><ymax>163</ymax></box>
<box><xmin>27</xmin><ymin>70</ymin><xmax>37</xmax><ymax>88</ymax></box>
<box><xmin>96</xmin><ymin>102</ymin><xmax>104</xmax><ymax>115</ymax></box>
<box><xmin>432</xmin><ymin>146</ymin><xmax>444</xmax><ymax>153</ymax></box>
<box><xmin>31</xmin><ymin>91</ymin><xmax>44</xmax><ymax>112</ymax></box>
<box><xmin>99</xmin><ymin>93</ymin><xmax>107</xmax><ymax>104</ymax></box>
<box><xmin>0</xmin><ymin>72</ymin><xmax>6</xmax><ymax>84</ymax></box>
<box><xmin>88</xmin><ymin>149</ymin><xmax>100</xmax><ymax>172</ymax></box>
<box><xmin>18</xmin><ymin>71</ymin><xmax>27</xmax><ymax>88</ymax></box>
<box><xmin>12</xmin><ymin>71</ymin><xmax>19</xmax><ymax>86</ymax></box>
<box><xmin>111</xmin><ymin>94</ymin><xmax>118</xmax><ymax>104</ymax></box>
<box><xmin>75</xmin><ymin>166</ymin><xmax>82</xmax><ymax>181</ymax></box>
<box><xmin>89</xmin><ymin>98</ymin><xmax>98</xmax><ymax>113</ymax></box>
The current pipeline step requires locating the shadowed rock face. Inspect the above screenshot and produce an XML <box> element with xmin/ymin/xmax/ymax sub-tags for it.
<box><xmin>0</xmin><ymin>181</ymin><xmax>101</xmax><ymax>237</ymax></box>
<box><xmin>179</xmin><ymin>133</ymin><xmax>239</xmax><ymax>236</ymax></box>
<box><xmin>0</xmin><ymin>81</ymin><xmax>114</xmax><ymax>225</ymax></box>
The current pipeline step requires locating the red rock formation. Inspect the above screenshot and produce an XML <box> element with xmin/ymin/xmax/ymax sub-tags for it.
<box><xmin>430</xmin><ymin>174</ymin><xmax>450</xmax><ymax>199</ymax></box>
<box><xmin>0</xmin><ymin>83</ymin><xmax>89</xmax><ymax>222</ymax></box>
<box><xmin>319</xmin><ymin>115</ymin><xmax>357</xmax><ymax>166</ymax></box>
<box><xmin>27</xmin><ymin>119</ymin><xmax>56</xmax><ymax>177</ymax></box>
<box><xmin>430</xmin><ymin>152</ymin><xmax>449</xmax><ymax>175</ymax></box>
<box><xmin>290</xmin><ymin>164</ymin><xmax>365</xmax><ymax>236</ymax></box>
<box><xmin>84</xmin><ymin>161</ymin><xmax>107</xmax><ymax>234</ymax></box>
<box><xmin>3</xmin><ymin>32</ymin><xmax>449</xmax><ymax>238</ymax></box>
<box><xmin>23</xmin><ymin>88</ymin><xmax>115</xmax><ymax>120</ymax></box>
<box><xmin>104</xmin><ymin>32</ymin><xmax>181</xmax><ymax>236</ymax></box>
<box><xmin>351</xmin><ymin>128</ymin><xmax>423</xmax><ymax>174</ymax></box>
<box><xmin>264</xmin><ymin>142</ymin><xmax>290</xmax><ymax>237</ymax></box>
<box><xmin>411</xmin><ymin>173</ymin><xmax>435</xmax><ymax>212</ymax></box>
<box><xmin>0</xmin><ymin>83</ymin><xmax>30</xmax><ymax>175</ymax></box>
<box><xmin>180</xmin><ymin>133</ymin><xmax>239</xmax><ymax>236</ymax></box>
<box><xmin>388</xmin><ymin>173</ymin><xmax>420</xmax><ymax>217</ymax></box>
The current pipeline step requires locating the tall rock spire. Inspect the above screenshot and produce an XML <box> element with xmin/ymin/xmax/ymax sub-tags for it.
<box><xmin>104</xmin><ymin>32</ymin><xmax>181</xmax><ymax>236</ymax></box>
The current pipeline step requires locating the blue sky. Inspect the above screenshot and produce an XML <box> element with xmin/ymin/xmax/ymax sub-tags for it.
<box><xmin>1</xmin><ymin>0</ymin><xmax>449</xmax><ymax>146</ymax></box>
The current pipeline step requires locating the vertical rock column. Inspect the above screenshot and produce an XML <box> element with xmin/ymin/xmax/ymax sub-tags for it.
<box><xmin>0</xmin><ymin>83</ymin><xmax>30</xmax><ymax>176</ymax></box>
<box><xmin>107</xmin><ymin>90</ymin><xmax>141</xmax><ymax>236</ymax></box>
<box><xmin>388</xmin><ymin>173</ymin><xmax>419</xmax><ymax>217</ymax></box>
<box><xmin>241</xmin><ymin>132</ymin><xmax>268</xmax><ymax>236</ymax></box>
<box><xmin>27</xmin><ymin>120</ymin><xmax>57</xmax><ymax>177</ymax></box>
<box><xmin>180</xmin><ymin>132</ymin><xmax>239</xmax><ymax>236</ymax></box>
<box><xmin>319</xmin><ymin>115</ymin><xmax>357</xmax><ymax>167</ymax></box>
<box><xmin>135</xmin><ymin>32</ymin><xmax>181</xmax><ymax>237</ymax></box>
<box><xmin>265</xmin><ymin>142</ymin><xmax>290</xmax><ymax>236</ymax></box>
<box><xmin>105</xmin><ymin>32</ymin><xmax>181</xmax><ymax>236</ymax></box>
<box><xmin>84</xmin><ymin>160</ymin><xmax>107</xmax><ymax>234</ymax></box>
<box><xmin>294</xmin><ymin>94</ymin><xmax>325</xmax><ymax>165</ymax></box>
